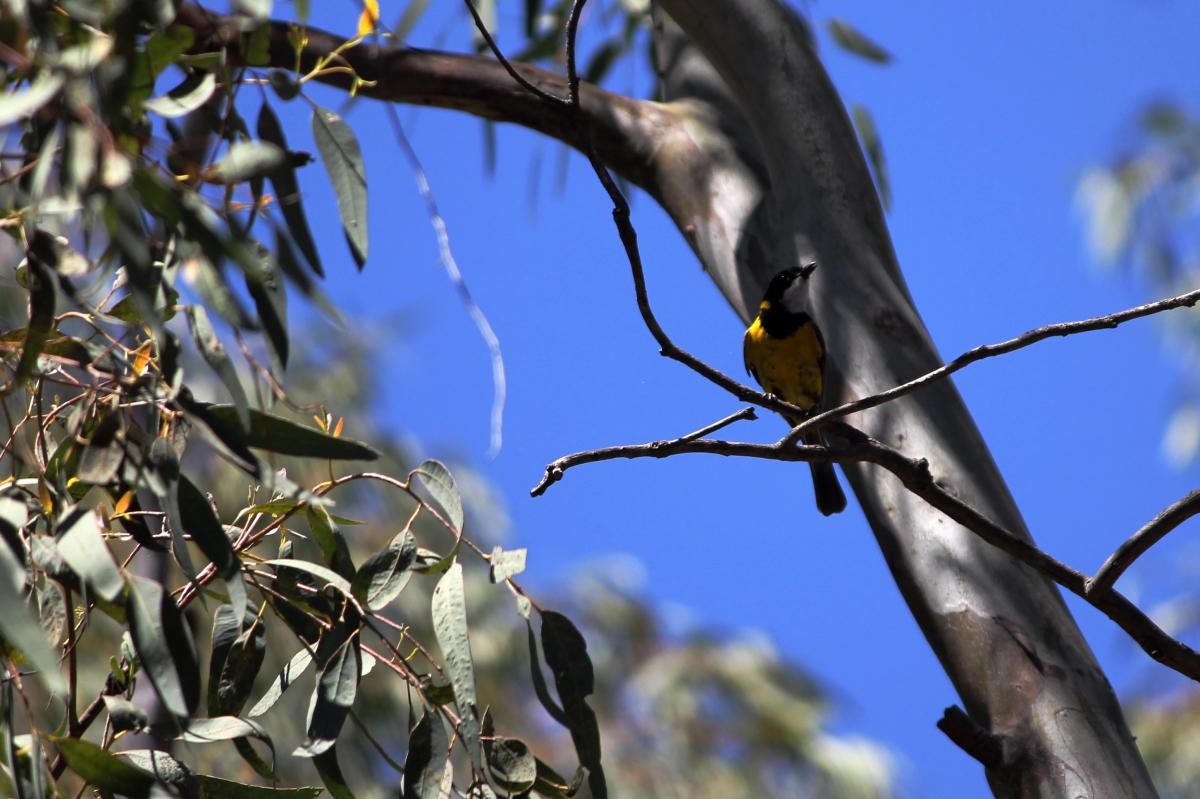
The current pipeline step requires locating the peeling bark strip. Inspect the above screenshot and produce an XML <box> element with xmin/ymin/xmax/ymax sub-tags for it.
<box><xmin>172</xmin><ymin>1</ymin><xmax>1160</xmax><ymax>795</ymax></box>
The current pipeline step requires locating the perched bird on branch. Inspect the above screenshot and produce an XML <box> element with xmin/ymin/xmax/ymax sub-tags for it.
<box><xmin>743</xmin><ymin>264</ymin><xmax>847</xmax><ymax>516</ymax></box>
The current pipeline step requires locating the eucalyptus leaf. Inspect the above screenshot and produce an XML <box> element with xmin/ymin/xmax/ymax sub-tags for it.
<box><xmin>194</xmin><ymin>403</ymin><xmax>378</xmax><ymax>461</ymax></box>
<box><xmin>351</xmin><ymin>530</ymin><xmax>416</xmax><ymax>610</ymax></box>
<box><xmin>827</xmin><ymin>19</ymin><xmax>892</xmax><ymax>64</ymax></box>
<box><xmin>248</xmin><ymin>647</ymin><xmax>313</xmax><ymax>719</ymax></box>
<box><xmin>414</xmin><ymin>460</ymin><xmax>463</xmax><ymax>532</ymax></box>
<box><xmin>0</xmin><ymin>73</ymin><xmax>65</xmax><ymax>127</ymax></box>
<box><xmin>102</xmin><ymin>695</ymin><xmax>149</xmax><ymax>733</ymax></box>
<box><xmin>211</xmin><ymin>140</ymin><xmax>285</xmax><ymax>185</ymax></box>
<box><xmin>258</xmin><ymin>103</ymin><xmax>322</xmax><ymax>276</ymax></box>
<box><xmin>127</xmin><ymin>575</ymin><xmax>201</xmax><ymax>717</ymax></box>
<box><xmin>178</xmin><ymin>473</ymin><xmax>246</xmax><ymax>621</ymax></box>
<box><xmin>144</xmin><ymin>72</ymin><xmax>217</xmax><ymax>118</ymax></box>
<box><xmin>55</xmin><ymin>506</ymin><xmax>124</xmax><ymax>602</ymax></box>
<box><xmin>0</xmin><ymin>541</ymin><xmax>64</xmax><ymax>695</ymax></box>
<box><xmin>541</xmin><ymin>611</ymin><xmax>605</xmax><ymax>798</ymax></box>
<box><xmin>488</xmin><ymin>546</ymin><xmax>526</xmax><ymax>584</ymax></box>
<box><xmin>431</xmin><ymin>563</ymin><xmax>483</xmax><ymax>771</ymax></box>
<box><xmin>402</xmin><ymin>712</ymin><xmax>449</xmax><ymax>799</ymax></box>
<box><xmin>294</xmin><ymin>629</ymin><xmax>360</xmax><ymax>757</ymax></box>
<box><xmin>311</xmin><ymin>747</ymin><xmax>355</xmax><ymax>799</ymax></box>
<box><xmin>264</xmin><ymin>558</ymin><xmax>351</xmax><ymax>596</ymax></box>
<box><xmin>487</xmin><ymin>737</ymin><xmax>536</xmax><ymax>794</ymax></box>
<box><xmin>187</xmin><ymin>305</ymin><xmax>250</xmax><ymax>431</ymax></box>
<box><xmin>305</xmin><ymin>505</ymin><xmax>354</xmax><ymax>579</ymax></box>
<box><xmin>312</xmin><ymin>106</ymin><xmax>368</xmax><ymax>268</ymax></box>
<box><xmin>52</xmin><ymin>737</ymin><xmax>154</xmax><ymax>797</ymax></box>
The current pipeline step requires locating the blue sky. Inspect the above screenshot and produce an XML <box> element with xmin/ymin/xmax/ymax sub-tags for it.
<box><xmin>282</xmin><ymin>2</ymin><xmax>1200</xmax><ymax>795</ymax></box>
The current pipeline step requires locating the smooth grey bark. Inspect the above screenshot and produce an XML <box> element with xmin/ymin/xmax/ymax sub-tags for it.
<box><xmin>648</xmin><ymin>2</ymin><xmax>1156</xmax><ymax>796</ymax></box>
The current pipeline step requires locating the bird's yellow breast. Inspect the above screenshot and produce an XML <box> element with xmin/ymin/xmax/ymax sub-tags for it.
<box><xmin>743</xmin><ymin>312</ymin><xmax>825</xmax><ymax>414</ymax></box>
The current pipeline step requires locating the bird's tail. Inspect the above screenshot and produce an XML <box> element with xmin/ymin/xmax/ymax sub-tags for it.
<box><xmin>805</xmin><ymin>432</ymin><xmax>847</xmax><ymax>516</ymax></box>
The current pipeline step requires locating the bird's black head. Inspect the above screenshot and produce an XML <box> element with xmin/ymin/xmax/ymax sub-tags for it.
<box><xmin>762</xmin><ymin>262</ymin><xmax>817</xmax><ymax>302</ymax></box>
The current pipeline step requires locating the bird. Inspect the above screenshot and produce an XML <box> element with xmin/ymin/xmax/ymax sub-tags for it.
<box><xmin>743</xmin><ymin>263</ymin><xmax>847</xmax><ymax>516</ymax></box>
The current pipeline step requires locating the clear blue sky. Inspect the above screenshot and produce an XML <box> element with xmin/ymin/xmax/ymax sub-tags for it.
<box><xmin>285</xmin><ymin>2</ymin><xmax>1200</xmax><ymax>796</ymax></box>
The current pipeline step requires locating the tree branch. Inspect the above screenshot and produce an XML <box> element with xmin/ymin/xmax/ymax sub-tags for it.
<box><xmin>532</xmin><ymin>419</ymin><xmax>1200</xmax><ymax>680</ymax></box>
<box><xmin>176</xmin><ymin>3</ymin><xmax>665</xmax><ymax>200</ymax></box>
<box><xmin>785</xmin><ymin>287</ymin><xmax>1200</xmax><ymax>445</ymax></box>
<box><xmin>1087</xmin><ymin>488</ymin><xmax>1200</xmax><ymax>597</ymax></box>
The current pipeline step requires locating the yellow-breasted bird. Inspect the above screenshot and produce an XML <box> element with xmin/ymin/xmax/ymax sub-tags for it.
<box><xmin>743</xmin><ymin>264</ymin><xmax>847</xmax><ymax>516</ymax></box>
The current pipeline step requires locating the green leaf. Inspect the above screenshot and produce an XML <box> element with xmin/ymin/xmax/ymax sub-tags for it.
<box><xmin>351</xmin><ymin>530</ymin><xmax>416</xmax><ymax>610</ymax></box>
<box><xmin>541</xmin><ymin>611</ymin><xmax>605</xmax><ymax>798</ymax></box>
<box><xmin>187</xmin><ymin>305</ymin><xmax>251</xmax><ymax>431</ymax></box>
<box><xmin>583</xmin><ymin>40</ymin><xmax>623</xmax><ymax>85</ymax></box>
<box><xmin>146</xmin><ymin>437</ymin><xmax>201</xmax><ymax>583</ymax></box>
<box><xmin>245</xmin><ymin>246</ymin><xmax>289</xmax><ymax>371</ymax></box>
<box><xmin>119</xmin><ymin>749</ymin><xmax>196</xmax><ymax>796</ymax></box>
<box><xmin>178</xmin><ymin>716</ymin><xmax>269</xmax><ymax>743</ymax></box>
<box><xmin>179</xmin><ymin>473</ymin><xmax>246</xmax><ymax>620</ymax></box>
<box><xmin>294</xmin><ymin>629</ymin><xmax>360</xmax><ymax>757</ymax></box>
<box><xmin>487</xmin><ymin>737</ymin><xmax>536</xmax><ymax>794</ymax></box>
<box><xmin>852</xmin><ymin>104</ymin><xmax>891</xmax><ymax>212</ymax></box>
<box><xmin>129</xmin><ymin>26</ymin><xmax>196</xmax><ymax>105</ymax></box>
<box><xmin>56</xmin><ymin>35</ymin><xmax>114</xmax><ymax>75</ymax></box>
<box><xmin>10</xmin><ymin>231</ymin><xmax>56</xmax><ymax>390</ymax></box>
<box><xmin>234</xmin><ymin>0</ymin><xmax>273</xmax><ymax>20</ymax></box>
<box><xmin>312</xmin><ymin>106</ymin><xmax>368</xmax><ymax>268</ymax></box>
<box><xmin>211</xmin><ymin>141</ymin><xmax>285</xmax><ymax>185</ymax></box>
<box><xmin>52</xmin><ymin>737</ymin><xmax>154</xmax><ymax>797</ymax></box>
<box><xmin>179</xmin><ymin>242</ymin><xmax>258</xmax><ymax>331</ymax></box>
<box><xmin>488</xmin><ymin>546</ymin><xmax>526</xmax><ymax>584</ymax></box>
<box><xmin>395</xmin><ymin>0</ymin><xmax>431</xmax><ymax>42</ymax></box>
<box><xmin>306</xmin><ymin>505</ymin><xmax>355</xmax><ymax>580</ymax></box>
<box><xmin>127</xmin><ymin>575</ymin><xmax>201</xmax><ymax>717</ymax></box>
<box><xmin>247</xmin><ymin>647</ymin><xmax>313</xmax><ymax>718</ymax></box>
<box><xmin>0</xmin><ymin>541</ymin><xmax>65</xmax><ymax>695</ymax></box>
<box><xmin>55</xmin><ymin>507</ymin><xmax>124</xmax><ymax>602</ymax></box>
<box><xmin>531</xmin><ymin>758</ymin><xmax>582</xmax><ymax>799</ymax></box>
<box><xmin>264</xmin><ymin>559</ymin><xmax>351</xmax><ymax>596</ymax></box>
<box><xmin>37</xmin><ymin>580</ymin><xmax>66</xmax><ymax>647</ymax></box>
<box><xmin>0</xmin><ymin>73</ymin><xmax>65</xmax><ymax>127</ymax></box>
<box><xmin>258</xmin><ymin>104</ymin><xmax>322</xmax><ymax>276</ymax></box>
<box><xmin>267</xmin><ymin>70</ymin><xmax>301</xmax><ymax>101</ymax></box>
<box><xmin>311</xmin><ymin>747</ymin><xmax>356</xmax><ymax>799</ymax></box>
<box><xmin>175</xmin><ymin>391</ymin><xmax>260</xmax><ymax>474</ymax></box>
<box><xmin>102</xmin><ymin>695</ymin><xmax>149</xmax><ymax>733</ymax></box>
<box><xmin>208</xmin><ymin>605</ymin><xmax>264</xmax><ymax>717</ymax></box>
<box><xmin>144</xmin><ymin>72</ymin><xmax>218</xmax><ymax>118</ymax></box>
<box><xmin>175</xmin><ymin>715</ymin><xmax>274</xmax><ymax>774</ymax></box>
<box><xmin>196</xmin><ymin>404</ymin><xmax>378</xmax><ymax>460</ymax></box>
<box><xmin>77</xmin><ymin>409</ymin><xmax>125</xmax><ymax>485</ymax></box>
<box><xmin>402</xmin><ymin>712</ymin><xmax>449</xmax><ymax>799</ymax></box>
<box><xmin>431</xmin><ymin>564</ymin><xmax>483</xmax><ymax>771</ymax></box>
<box><xmin>414</xmin><ymin>460</ymin><xmax>463</xmax><ymax>532</ymax></box>
<box><xmin>523</xmin><ymin>0</ymin><xmax>542</xmax><ymax>38</ymax></box>
<box><xmin>196</xmin><ymin>775</ymin><xmax>322</xmax><ymax>799</ymax></box>
<box><xmin>0</xmin><ymin>495</ymin><xmax>29</xmax><ymax>552</ymax></box>
<box><xmin>827</xmin><ymin>19</ymin><xmax>892</xmax><ymax>64</ymax></box>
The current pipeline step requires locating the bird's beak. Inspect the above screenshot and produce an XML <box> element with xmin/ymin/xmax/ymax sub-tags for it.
<box><xmin>799</xmin><ymin>262</ymin><xmax>818</xmax><ymax>280</ymax></box>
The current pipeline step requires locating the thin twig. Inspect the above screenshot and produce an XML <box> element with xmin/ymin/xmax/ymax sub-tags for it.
<box><xmin>531</xmin><ymin>407</ymin><xmax>757</xmax><ymax>495</ymax></box>
<box><xmin>784</xmin><ymin>287</ymin><xmax>1200</xmax><ymax>445</ymax></box>
<box><xmin>462</xmin><ymin>0</ymin><xmax>569</xmax><ymax>106</ymax></box>
<box><xmin>1087</xmin><ymin>489</ymin><xmax>1200</xmax><ymax>597</ymax></box>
